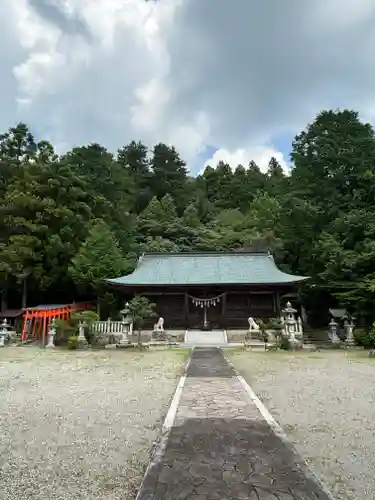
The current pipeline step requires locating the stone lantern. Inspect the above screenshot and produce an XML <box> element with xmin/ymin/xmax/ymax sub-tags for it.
<box><xmin>46</xmin><ymin>320</ymin><xmax>57</xmax><ymax>348</ymax></box>
<box><xmin>119</xmin><ymin>302</ymin><xmax>132</xmax><ymax>345</ymax></box>
<box><xmin>329</xmin><ymin>318</ymin><xmax>341</xmax><ymax>344</ymax></box>
<box><xmin>281</xmin><ymin>301</ymin><xmax>303</xmax><ymax>346</ymax></box>
<box><xmin>0</xmin><ymin>319</ymin><xmax>9</xmax><ymax>347</ymax></box>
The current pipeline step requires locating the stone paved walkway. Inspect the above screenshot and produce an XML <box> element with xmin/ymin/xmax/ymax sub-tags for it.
<box><xmin>137</xmin><ymin>348</ymin><xmax>333</xmax><ymax>500</ymax></box>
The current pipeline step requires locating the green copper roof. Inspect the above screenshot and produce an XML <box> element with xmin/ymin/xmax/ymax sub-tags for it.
<box><xmin>107</xmin><ymin>252</ymin><xmax>308</xmax><ymax>286</ymax></box>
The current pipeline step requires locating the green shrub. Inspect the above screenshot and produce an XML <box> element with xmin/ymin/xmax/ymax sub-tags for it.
<box><xmin>354</xmin><ymin>327</ymin><xmax>375</xmax><ymax>348</ymax></box>
<box><xmin>268</xmin><ymin>317</ymin><xmax>284</xmax><ymax>331</ymax></box>
<box><xmin>70</xmin><ymin>311</ymin><xmax>99</xmax><ymax>345</ymax></box>
<box><xmin>279</xmin><ymin>336</ymin><xmax>291</xmax><ymax>350</ymax></box>
<box><xmin>52</xmin><ymin>311</ymin><xmax>100</xmax><ymax>347</ymax></box>
<box><xmin>54</xmin><ymin>319</ymin><xmax>76</xmax><ymax>346</ymax></box>
<box><xmin>67</xmin><ymin>335</ymin><xmax>79</xmax><ymax>350</ymax></box>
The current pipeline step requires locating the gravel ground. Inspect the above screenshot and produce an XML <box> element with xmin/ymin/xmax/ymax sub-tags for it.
<box><xmin>228</xmin><ymin>349</ymin><xmax>375</xmax><ymax>500</ymax></box>
<box><xmin>0</xmin><ymin>347</ymin><xmax>188</xmax><ymax>500</ymax></box>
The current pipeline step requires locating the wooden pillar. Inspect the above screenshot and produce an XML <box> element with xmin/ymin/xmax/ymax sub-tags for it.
<box><xmin>30</xmin><ymin>316</ymin><xmax>34</xmax><ymax>339</ymax></box>
<box><xmin>221</xmin><ymin>292</ymin><xmax>227</xmax><ymax>329</ymax></box>
<box><xmin>32</xmin><ymin>312</ymin><xmax>38</xmax><ymax>339</ymax></box>
<box><xmin>276</xmin><ymin>292</ymin><xmax>281</xmax><ymax>316</ymax></box>
<box><xmin>184</xmin><ymin>292</ymin><xmax>189</xmax><ymax>329</ymax></box>
<box><xmin>42</xmin><ymin>311</ymin><xmax>47</xmax><ymax>345</ymax></box>
<box><xmin>21</xmin><ymin>311</ymin><xmax>29</xmax><ymax>341</ymax></box>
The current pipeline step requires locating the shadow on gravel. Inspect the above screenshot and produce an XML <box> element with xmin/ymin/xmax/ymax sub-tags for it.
<box><xmin>137</xmin><ymin>417</ymin><xmax>332</xmax><ymax>500</ymax></box>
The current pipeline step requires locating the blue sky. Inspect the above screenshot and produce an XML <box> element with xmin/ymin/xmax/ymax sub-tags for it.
<box><xmin>1</xmin><ymin>0</ymin><xmax>374</xmax><ymax>176</ymax></box>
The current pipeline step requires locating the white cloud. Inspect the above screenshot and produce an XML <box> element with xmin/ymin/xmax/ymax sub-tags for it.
<box><xmin>1</xmin><ymin>0</ymin><xmax>375</xmax><ymax>172</ymax></box>
<box><xmin>204</xmin><ymin>146</ymin><xmax>289</xmax><ymax>174</ymax></box>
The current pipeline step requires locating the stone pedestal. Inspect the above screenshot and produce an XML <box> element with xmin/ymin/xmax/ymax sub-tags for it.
<box><xmin>118</xmin><ymin>327</ymin><xmax>129</xmax><ymax>345</ymax></box>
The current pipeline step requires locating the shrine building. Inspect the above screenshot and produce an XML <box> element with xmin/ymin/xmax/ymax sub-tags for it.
<box><xmin>107</xmin><ymin>251</ymin><xmax>308</xmax><ymax>331</ymax></box>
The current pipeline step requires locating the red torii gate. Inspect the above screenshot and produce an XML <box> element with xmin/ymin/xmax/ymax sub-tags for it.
<box><xmin>21</xmin><ymin>302</ymin><xmax>93</xmax><ymax>345</ymax></box>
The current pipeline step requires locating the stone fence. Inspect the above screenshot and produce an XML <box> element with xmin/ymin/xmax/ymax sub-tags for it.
<box><xmin>90</xmin><ymin>320</ymin><xmax>128</xmax><ymax>336</ymax></box>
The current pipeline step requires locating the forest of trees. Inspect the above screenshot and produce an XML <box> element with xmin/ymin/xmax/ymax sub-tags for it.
<box><xmin>1</xmin><ymin>109</ymin><xmax>375</xmax><ymax>325</ymax></box>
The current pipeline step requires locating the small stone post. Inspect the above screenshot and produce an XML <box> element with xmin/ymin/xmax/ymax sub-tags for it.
<box><xmin>77</xmin><ymin>321</ymin><xmax>88</xmax><ymax>348</ymax></box>
<box><xmin>279</xmin><ymin>315</ymin><xmax>285</xmax><ymax>337</ymax></box>
<box><xmin>297</xmin><ymin>316</ymin><xmax>303</xmax><ymax>335</ymax></box>
<box><xmin>0</xmin><ymin>319</ymin><xmax>8</xmax><ymax>347</ymax></box>
<box><xmin>329</xmin><ymin>318</ymin><xmax>340</xmax><ymax>344</ymax></box>
<box><xmin>46</xmin><ymin>320</ymin><xmax>56</xmax><ymax>348</ymax></box>
<box><xmin>345</xmin><ymin>317</ymin><xmax>355</xmax><ymax>346</ymax></box>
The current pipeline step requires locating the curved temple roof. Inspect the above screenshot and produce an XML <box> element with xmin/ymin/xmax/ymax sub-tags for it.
<box><xmin>107</xmin><ymin>252</ymin><xmax>309</xmax><ymax>287</ymax></box>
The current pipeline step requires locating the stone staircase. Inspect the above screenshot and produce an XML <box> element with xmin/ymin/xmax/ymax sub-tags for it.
<box><xmin>303</xmin><ymin>328</ymin><xmax>334</xmax><ymax>348</ymax></box>
<box><xmin>184</xmin><ymin>330</ymin><xmax>227</xmax><ymax>346</ymax></box>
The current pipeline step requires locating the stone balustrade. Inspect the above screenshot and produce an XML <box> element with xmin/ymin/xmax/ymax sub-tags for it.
<box><xmin>90</xmin><ymin>320</ymin><xmax>126</xmax><ymax>335</ymax></box>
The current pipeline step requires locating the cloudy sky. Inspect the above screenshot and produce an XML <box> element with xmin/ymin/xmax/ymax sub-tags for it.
<box><xmin>1</xmin><ymin>0</ymin><xmax>375</xmax><ymax>174</ymax></box>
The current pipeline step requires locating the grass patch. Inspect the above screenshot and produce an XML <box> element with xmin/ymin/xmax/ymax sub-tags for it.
<box><xmin>345</xmin><ymin>349</ymin><xmax>375</xmax><ymax>361</ymax></box>
<box><xmin>169</xmin><ymin>347</ymin><xmax>190</xmax><ymax>360</ymax></box>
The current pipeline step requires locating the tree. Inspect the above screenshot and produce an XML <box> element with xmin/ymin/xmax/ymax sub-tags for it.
<box><xmin>291</xmin><ymin>109</ymin><xmax>375</xmax><ymax>214</ymax></box>
<box><xmin>266</xmin><ymin>157</ymin><xmax>287</xmax><ymax>197</ymax></box>
<box><xmin>230</xmin><ymin>164</ymin><xmax>252</xmax><ymax>212</ymax></box>
<box><xmin>267</xmin><ymin>157</ymin><xmax>284</xmax><ymax>177</ymax></box>
<box><xmin>117</xmin><ymin>140</ymin><xmax>150</xmax><ymax>185</ymax></box>
<box><xmin>247</xmin><ymin>160</ymin><xmax>266</xmax><ymax>194</ymax></box>
<box><xmin>137</xmin><ymin>197</ymin><xmax>166</xmax><ymax>239</ymax></box>
<box><xmin>182</xmin><ymin>203</ymin><xmax>201</xmax><ymax>228</ymax></box>
<box><xmin>117</xmin><ymin>140</ymin><xmax>152</xmax><ymax>212</ymax></box>
<box><xmin>311</xmin><ymin>209</ymin><xmax>375</xmax><ymax>323</ymax></box>
<box><xmin>137</xmin><ymin>194</ymin><xmax>180</xmax><ymax>243</ymax></box>
<box><xmin>278</xmin><ymin>196</ymin><xmax>321</xmax><ymax>275</ymax></box>
<box><xmin>69</xmin><ymin>220</ymin><xmax>128</xmax><ymax>313</ymax></box>
<box><xmin>60</xmin><ymin>143</ymin><xmax>135</xmax><ymax>252</ymax></box>
<box><xmin>200</xmin><ymin>162</ymin><xmax>233</xmax><ymax>209</ymax></box>
<box><xmin>128</xmin><ymin>296</ymin><xmax>156</xmax><ymax>345</ymax></box>
<box><xmin>0</xmin><ymin>148</ymin><xmax>95</xmax><ymax>305</ymax></box>
<box><xmin>150</xmin><ymin>143</ymin><xmax>189</xmax><ymax>211</ymax></box>
<box><xmin>0</xmin><ymin>124</ymin><xmax>38</xmax><ymax>309</ymax></box>
<box><xmin>141</xmin><ymin>236</ymin><xmax>180</xmax><ymax>253</ymax></box>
